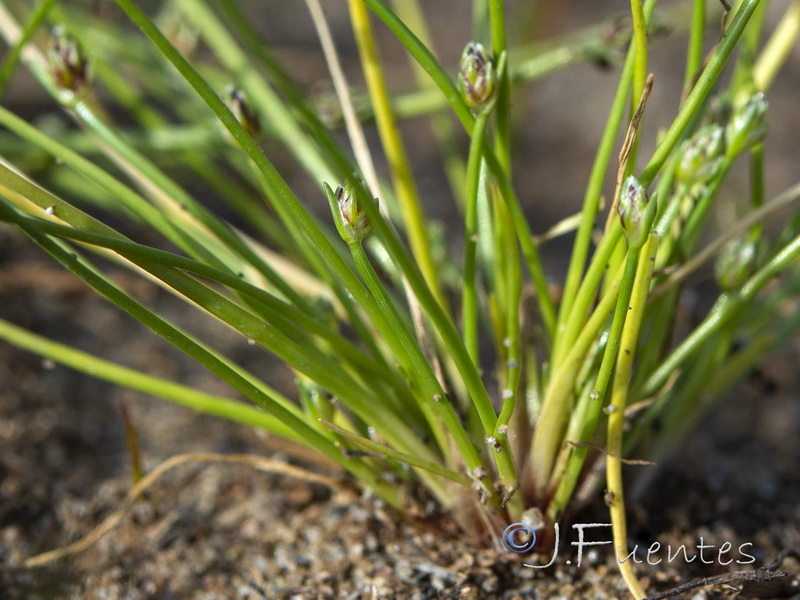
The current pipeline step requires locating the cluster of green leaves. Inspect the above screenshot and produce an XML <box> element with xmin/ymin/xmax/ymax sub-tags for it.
<box><xmin>1</xmin><ymin>5</ymin><xmax>799</xmax><ymax>590</ymax></box>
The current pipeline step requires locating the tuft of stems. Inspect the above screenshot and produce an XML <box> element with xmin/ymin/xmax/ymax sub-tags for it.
<box><xmin>1</xmin><ymin>1</ymin><xmax>799</xmax><ymax>596</ymax></box>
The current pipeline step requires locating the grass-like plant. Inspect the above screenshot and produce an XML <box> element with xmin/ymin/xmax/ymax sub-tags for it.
<box><xmin>1</xmin><ymin>0</ymin><xmax>799</xmax><ymax>596</ymax></box>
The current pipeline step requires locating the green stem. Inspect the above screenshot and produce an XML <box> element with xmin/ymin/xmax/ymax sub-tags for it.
<box><xmin>617</xmin><ymin>2</ymin><xmax>648</xmax><ymax>213</ymax></box>
<box><xmin>358</xmin><ymin>0</ymin><xmax>556</xmax><ymax>337</ymax></box>
<box><xmin>749</xmin><ymin>146</ymin><xmax>765</xmax><ymax>243</ymax></box>
<box><xmin>487</xmin><ymin>0</ymin><xmax>522</xmax><ymax>403</ymax></box>
<box><xmin>489</xmin><ymin>0</ymin><xmax>511</xmax><ymax>173</ymax></box>
<box><xmin>347</xmin><ymin>0</ymin><xmax>443</xmax><ymax>305</ymax></box>
<box><xmin>539</xmin><ymin>191</ymin><xmax>657</xmax><ymax>511</ymax></box>
<box><xmin>639</xmin><ymin>232</ymin><xmax>800</xmax><ymax>399</ymax></box>
<box><xmin>492</xmin><ymin>162</ymin><xmax>557</xmax><ymax>337</ymax></box>
<box><xmin>360</xmin><ymin>204</ymin><xmax>524</xmax><ymax>511</ymax></box>
<box><xmin>683</xmin><ymin>0</ymin><xmax>706</xmax><ymax>97</ymax></box>
<box><xmin>0</xmin><ymin>199</ymin><xmax>402</xmax><ymax>507</ymax></box>
<box><xmin>0</xmin><ymin>318</ymin><xmax>298</xmax><ymax>441</ymax></box>
<box><xmin>534</xmin><ymin>261</ymin><xmax>624</xmax><ymax>513</ymax></box>
<box><xmin>555</xmin><ymin>0</ymin><xmax>658</xmax><ymax>341</ymax></box>
<box><xmin>348</xmin><ymin>241</ymin><xmax>464</xmax><ymax>465</ymax></box>
<box><xmin>331</xmin><ymin>181</ymin><xmax>524</xmax><ymax>511</ymax></box>
<box><xmin>463</xmin><ymin>112</ymin><xmax>490</xmax><ymax>363</ymax></box>
<box><xmin>630</xmin><ymin>286</ymin><xmax>679</xmax><ymax>393</ymax></box>
<box><xmin>754</xmin><ymin>1</ymin><xmax>800</xmax><ymax>92</ymax></box>
<box><xmin>322</xmin><ymin>420</ymin><xmax>472</xmax><ymax>488</ymax></box>
<box><xmin>0</xmin><ymin>0</ymin><xmax>57</xmax><ymax>97</ymax></box>
<box><xmin>542</xmin><ymin>244</ymin><xmax>643</xmax><ymax>514</ymax></box>
<box><xmin>495</xmin><ymin>201</ymin><xmax>523</xmax><ymax>444</ymax></box>
<box><xmin>605</xmin><ymin>234</ymin><xmax>658</xmax><ymax>600</ymax></box>
<box><xmin>552</xmin><ymin>224</ymin><xmax>625</xmax><ymax>369</ymax></box>
<box><xmin>389</xmin><ymin>0</ymin><xmax>467</xmax><ymax>206</ymax></box>
<box><xmin>630</xmin><ymin>0</ymin><xmax>649</xmax><ymax>129</ymax></box>
<box><xmin>640</xmin><ymin>0</ymin><xmax>763</xmax><ymax>186</ymax></box>
<box><xmin>0</xmin><ymin>186</ymin><xmax>410</xmax><ymax>409</ymax></box>
<box><xmin>348</xmin><ymin>238</ymin><xmax>510</xmax><ymax>507</ymax></box>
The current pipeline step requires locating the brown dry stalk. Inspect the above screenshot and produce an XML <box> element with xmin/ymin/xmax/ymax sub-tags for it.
<box><xmin>23</xmin><ymin>453</ymin><xmax>349</xmax><ymax>568</ymax></box>
<box><xmin>604</xmin><ymin>73</ymin><xmax>656</xmax><ymax>234</ymax></box>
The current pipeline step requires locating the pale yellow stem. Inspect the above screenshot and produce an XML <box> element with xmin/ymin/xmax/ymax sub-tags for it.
<box><xmin>346</xmin><ymin>0</ymin><xmax>443</xmax><ymax>305</ymax></box>
<box><xmin>606</xmin><ymin>233</ymin><xmax>659</xmax><ymax>600</ymax></box>
<box><xmin>754</xmin><ymin>1</ymin><xmax>800</xmax><ymax>91</ymax></box>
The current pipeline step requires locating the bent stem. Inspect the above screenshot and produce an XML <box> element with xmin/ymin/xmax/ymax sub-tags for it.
<box><xmin>0</xmin><ymin>318</ymin><xmax>299</xmax><ymax>442</ymax></box>
<box><xmin>0</xmin><ymin>200</ymin><xmax>404</xmax><ymax>508</ymax></box>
